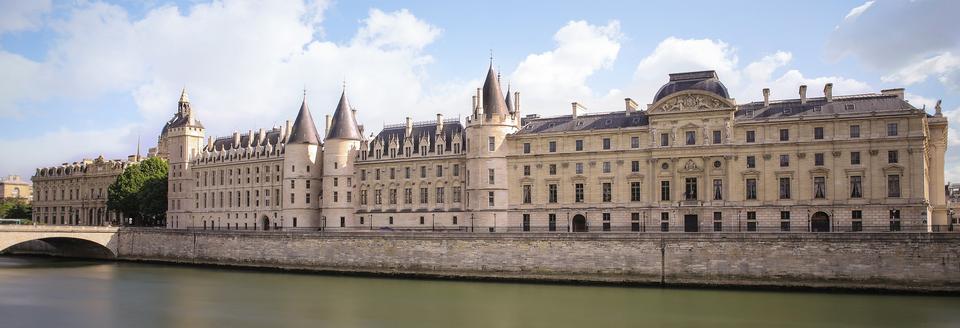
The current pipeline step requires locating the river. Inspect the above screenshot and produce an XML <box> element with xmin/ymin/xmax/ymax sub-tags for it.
<box><xmin>0</xmin><ymin>256</ymin><xmax>957</xmax><ymax>328</ymax></box>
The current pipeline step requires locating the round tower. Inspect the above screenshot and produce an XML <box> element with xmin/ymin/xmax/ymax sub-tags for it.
<box><xmin>465</xmin><ymin>64</ymin><xmax>521</xmax><ymax>231</ymax></box>
<box><xmin>281</xmin><ymin>94</ymin><xmax>322</xmax><ymax>230</ymax></box>
<box><xmin>321</xmin><ymin>89</ymin><xmax>364</xmax><ymax>230</ymax></box>
<box><xmin>164</xmin><ymin>88</ymin><xmax>205</xmax><ymax>229</ymax></box>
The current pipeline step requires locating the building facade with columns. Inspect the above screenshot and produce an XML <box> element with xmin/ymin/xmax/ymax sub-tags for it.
<box><xmin>31</xmin><ymin>155</ymin><xmax>140</xmax><ymax>225</ymax></box>
<box><xmin>145</xmin><ymin>63</ymin><xmax>949</xmax><ymax>232</ymax></box>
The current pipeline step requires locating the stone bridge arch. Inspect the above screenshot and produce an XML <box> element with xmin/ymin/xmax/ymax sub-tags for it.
<box><xmin>0</xmin><ymin>226</ymin><xmax>119</xmax><ymax>259</ymax></box>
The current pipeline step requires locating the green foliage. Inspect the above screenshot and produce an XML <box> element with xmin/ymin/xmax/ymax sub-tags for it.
<box><xmin>107</xmin><ymin>157</ymin><xmax>168</xmax><ymax>226</ymax></box>
<box><xmin>0</xmin><ymin>199</ymin><xmax>32</xmax><ymax>219</ymax></box>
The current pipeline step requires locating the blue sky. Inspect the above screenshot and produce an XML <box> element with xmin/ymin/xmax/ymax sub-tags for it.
<box><xmin>1</xmin><ymin>0</ymin><xmax>959</xmax><ymax>181</ymax></box>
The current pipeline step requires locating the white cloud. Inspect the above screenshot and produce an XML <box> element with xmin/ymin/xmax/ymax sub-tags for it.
<box><xmin>352</xmin><ymin>8</ymin><xmax>442</xmax><ymax>51</ymax></box>
<box><xmin>0</xmin><ymin>0</ymin><xmax>52</xmax><ymax>35</ymax></box>
<box><xmin>881</xmin><ymin>52</ymin><xmax>960</xmax><ymax>87</ymax></box>
<box><xmin>0</xmin><ymin>124</ymin><xmax>140</xmax><ymax>177</ymax></box>
<box><xmin>510</xmin><ymin>20</ymin><xmax>621</xmax><ymax>113</ymax></box>
<box><xmin>844</xmin><ymin>1</ymin><xmax>875</xmax><ymax>21</ymax></box>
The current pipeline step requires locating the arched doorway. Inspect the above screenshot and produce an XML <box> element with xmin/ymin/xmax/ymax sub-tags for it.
<box><xmin>261</xmin><ymin>216</ymin><xmax>270</xmax><ymax>231</ymax></box>
<box><xmin>811</xmin><ymin>212</ymin><xmax>830</xmax><ymax>232</ymax></box>
<box><xmin>572</xmin><ymin>214</ymin><xmax>587</xmax><ymax>232</ymax></box>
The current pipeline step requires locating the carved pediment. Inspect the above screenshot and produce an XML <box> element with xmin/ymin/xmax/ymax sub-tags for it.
<box><xmin>648</xmin><ymin>91</ymin><xmax>735</xmax><ymax>115</ymax></box>
<box><xmin>679</xmin><ymin>159</ymin><xmax>703</xmax><ymax>173</ymax></box>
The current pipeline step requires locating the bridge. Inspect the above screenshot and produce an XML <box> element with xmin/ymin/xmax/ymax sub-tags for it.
<box><xmin>0</xmin><ymin>226</ymin><xmax>119</xmax><ymax>258</ymax></box>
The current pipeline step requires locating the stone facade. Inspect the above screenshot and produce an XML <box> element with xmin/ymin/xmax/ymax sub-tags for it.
<box><xmin>31</xmin><ymin>156</ymin><xmax>139</xmax><ymax>225</ymax></box>
<box><xmin>0</xmin><ymin>175</ymin><xmax>32</xmax><ymax>203</ymax></box>
<box><xmin>144</xmin><ymin>64</ymin><xmax>949</xmax><ymax>233</ymax></box>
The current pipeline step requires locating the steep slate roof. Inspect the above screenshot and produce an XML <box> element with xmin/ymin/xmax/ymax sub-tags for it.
<box><xmin>482</xmin><ymin>65</ymin><xmax>509</xmax><ymax>116</ymax></box>
<box><xmin>516</xmin><ymin>112</ymin><xmax>649</xmax><ymax>135</ymax></box>
<box><xmin>505</xmin><ymin>85</ymin><xmax>515</xmax><ymax>113</ymax></box>
<box><xmin>368</xmin><ymin>120</ymin><xmax>465</xmax><ymax>156</ymax></box>
<box><xmin>326</xmin><ymin>90</ymin><xmax>363</xmax><ymax>140</ymax></box>
<box><xmin>735</xmin><ymin>94</ymin><xmax>918</xmax><ymax>121</ymax></box>
<box><xmin>210</xmin><ymin>128</ymin><xmax>284</xmax><ymax>151</ymax></box>
<box><xmin>653</xmin><ymin>71</ymin><xmax>729</xmax><ymax>103</ymax></box>
<box><xmin>288</xmin><ymin>98</ymin><xmax>321</xmax><ymax>144</ymax></box>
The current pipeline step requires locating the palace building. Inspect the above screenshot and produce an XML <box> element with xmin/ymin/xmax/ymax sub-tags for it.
<box><xmin>36</xmin><ymin>61</ymin><xmax>951</xmax><ymax>232</ymax></box>
<box><xmin>31</xmin><ymin>155</ymin><xmax>141</xmax><ymax>225</ymax></box>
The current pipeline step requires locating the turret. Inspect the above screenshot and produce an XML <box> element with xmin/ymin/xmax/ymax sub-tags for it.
<box><xmin>281</xmin><ymin>92</ymin><xmax>322</xmax><ymax>230</ymax></box>
<box><xmin>321</xmin><ymin>88</ymin><xmax>364</xmax><ymax>230</ymax></box>
<box><xmin>465</xmin><ymin>62</ymin><xmax>520</xmax><ymax>232</ymax></box>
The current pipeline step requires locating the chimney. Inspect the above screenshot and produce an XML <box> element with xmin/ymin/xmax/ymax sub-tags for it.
<box><xmin>762</xmin><ymin>88</ymin><xmax>770</xmax><ymax>106</ymax></box>
<box><xmin>476</xmin><ymin>88</ymin><xmax>483</xmax><ymax>115</ymax></box>
<box><xmin>881</xmin><ymin>88</ymin><xmax>905</xmax><ymax>100</ymax></box>
<box><xmin>233</xmin><ymin>131</ymin><xmax>240</xmax><ymax>148</ymax></box>
<box><xmin>824</xmin><ymin>83</ymin><xmax>833</xmax><ymax>102</ymax></box>
<box><xmin>325</xmin><ymin>115</ymin><xmax>332</xmax><ymax>137</ymax></box>
<box><xmin>207</xmin><ymin>136</ymin><xmax>213</xmax><ymax>150</ymax></box>
<box><xmin>352</xmin><ymin>109</ymin><xmax>358</xmax><ymax>120</ymax></box>
<box><xmin>436</xmin><ymin>113</ymin><xmax>444</xmax><ymax>132</ymax></box>
<box><xmin>514</xmin><ymin>91</ymin><xmax>521</xmax><ymax>114</ymax></box>
<box><xmin>284</xmin><ymin>120</ymin><xmax>292</xmax><ymax>142</ymax></box>
<box><xmin>405</xmin><ymin>117</ymin><xmax>413</xmax><ymax>136</ymax></box>
<box><xmin>472</xmin><ymin>95</ymin><xmax>478</xmax><ymax>115</ymax></box>
<box><xmin>258</xmin><ymin>128</ymin><xmax>266</xmax><ymax>146</ymax></box>
<box><xmin>799</xmin><ymin>85</ymin><xmax>808</xmax><ymax>105</ymax></box>
<box><xmin>624</xmin><ymin>98</ymin><xmax>638</xmax><ymax>115</ymax></box>
<box><xmin>572</xmin><ymin>102</ymin><xmax>585</xmax><ymax>119</ymax></box>
<box><xmin>247</xmin><ymin>129</ymin><xmax>253</xmax><ymax>147</ymax></box>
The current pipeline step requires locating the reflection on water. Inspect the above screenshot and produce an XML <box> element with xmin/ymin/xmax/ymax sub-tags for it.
<box><xmin>0</xmin><ymin>255</ymin><xmax>958</xmax><ymax>328</ymax></box>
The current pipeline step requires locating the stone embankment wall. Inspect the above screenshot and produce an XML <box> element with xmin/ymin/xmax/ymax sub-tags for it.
<box><xmin>113</xmin><ymin>230</ymin><xmax>960</xmax><ymax>292</ymax></box>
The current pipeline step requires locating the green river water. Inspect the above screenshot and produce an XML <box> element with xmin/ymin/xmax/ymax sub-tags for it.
<box><xmin>0</xmin><ymin>256</ymin><xmax>957</xmax><ymax>328</ymax></box>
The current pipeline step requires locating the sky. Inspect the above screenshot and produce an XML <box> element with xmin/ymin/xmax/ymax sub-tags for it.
<box><xmin>1</xmin><ymin>0</ymin><xmax>960</xmax><ymax>182</ymax></box>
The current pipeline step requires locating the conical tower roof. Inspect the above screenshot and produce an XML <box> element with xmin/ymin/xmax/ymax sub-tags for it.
<box><xmin>504</xmin><ymin>84</ymin><xmax>514</xmax><ymax>113</ymax></box>
<box><xmin>288</xmin><ymin>97</ymin><xmax>321</xmax><ymax>145</ymax></box>
<box><xmin>326</xmin><ymin>90</ymin><xmax>363</xmax><ymax>140</ymax></box>
<box><xmin>482</xmin><ymin>65</ymin><xmax>509</xmax><ymax>116</ymax></box>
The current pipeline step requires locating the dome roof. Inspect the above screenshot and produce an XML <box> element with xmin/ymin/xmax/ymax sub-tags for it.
<box><xmin>653</xmin><ymin>71</ymin><xmax>729</xmax><ymax>103</ymax></box>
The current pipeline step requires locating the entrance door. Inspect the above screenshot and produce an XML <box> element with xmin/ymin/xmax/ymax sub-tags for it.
<box><xmin>572</xmin><ymin>214</ymin><xmax>588</xmax><ymax>232</ymax></box>
<box><xmin>811</xmin><ymin>212</ymin><xmax>830</xmax><ymax>232</ymax></box>
<box><xmin>684</xmin><ymin>215</ymin><xmax>699</xmax><ymax>232</ymax></box>
<box><xmin>261</xmin><ymin>217</ymin><xmax>270</xmax><ymax>231</ymax></box>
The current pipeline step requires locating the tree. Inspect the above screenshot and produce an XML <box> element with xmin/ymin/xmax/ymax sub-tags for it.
<box><xmin>0</xmin><ymin>199</ymin><xmax>31</xmax><ymax>219</ymax></box>
<box><xmin>107</xmin><ymin>157</ymin><xmax>168</xmax><ymax>226</ymax></box>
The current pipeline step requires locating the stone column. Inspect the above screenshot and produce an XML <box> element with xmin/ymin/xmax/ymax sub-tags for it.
<box><xmin>928</xmin><ymin>117</ymin><xmax>949</xmax><ymax>230</ymax></box>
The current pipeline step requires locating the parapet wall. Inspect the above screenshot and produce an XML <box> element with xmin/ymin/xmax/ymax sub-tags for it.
<box><xmin>115</xmin><ymin>230</ymin><xmax>960</xmax><ymax>292</ymax></box>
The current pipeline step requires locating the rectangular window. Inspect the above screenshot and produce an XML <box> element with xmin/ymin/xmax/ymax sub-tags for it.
<box><xmin>779</xmin><ymin>177</ymin><xmax>791</xmax><ymax>199</ymax></box>
<box><xmin>685</xmin><ymin>131</ymin><xmax>696</xmax><ymax>145</ymax></box>
<box><xmin>887</xmin><ymin>123</ymin><xmax>898</xmax><ymax>136</ymax></box>
<box><xmin>549</xmin><ymin>214</ymin><xmax>557</xmax><ymax>232</ymax></box>
<box><xmin>747</xmin><ymin>211</ymin><xmax>757</xmax><ymax>232</ymax></box>
<box><xmin>850</xmin><ymin>176</ymin><xmax>863</xmax><ymax>198</ymax></box>
<box><xmin>631</xmin><ymin>182</ymin><xmax>642</xmax><ymax>201</ymax></box>
<box><xmin>780</xmin><ymin>154</ymin><xmax>789</xmax><ymax>167</ymax></box>
<box><xmin>713</xmin><ymin>130</ymin><xmax>722</xmax><ymax>144</ymax></box>
<box><xmin>814</xmin><ymin>127</ymin><xmax>824</xmax><ymax>140</ymax></box>
<box><xmin>632</xmin><ymin>213</ymin><xmax>640</xmax><ymax>232</ymax></box>
<box><xmin>306</xmin><ymin>193</ymin><xmax>311</xmax><ymax>204</ymax></box>
<box><xmin>575</xmin><ymin>139</ymin><xmax>584</xmax><ymax>151</ymax></box>
<box><xmin>852</xmin><ymin>210</ymin><xmax>863</xmax><ymax>232</ymax></box>
<box><xmin>436</xmin><ymin>165</ymin><xmax>443</xmax><ymax>177</ymax></box>
<box><xmin>602</xmin><ymin>213</ymin><xmax>611</xmax><ymax>232</ymax></box>
<box><xmin>661</xmin><ymin>133</ymin><xmax>669</xmax><ymax>146</ymax></box>
<box><xmin>602</xmin><ymin>183</ymin><xmax>612</xmax><ymax>202</ymax></box>
<box><xmin>602</xmin><ymin>162</ymin><xmax>611</xmax><ymax>173</ymax></box>
<box><xmin>488</xmin><ymin>169</ymin><xmax>495</xmax><ymax>184</ymax></box>
<box><xmin>523</xmin><ymin>185</ymin><xmax>532</xmax><ymax>204</ymax></box>
<box><xmin>661</xmin><ymin>181</ymin><xmax>670</xmax><ymax>201</ymax></box>
<box><xmin>453</xmin><ymin>164</ymin><xmax>460</xmax><ymax>177</ymax></box>
<box><xmin>631</xmin><ymin>160</ymin><xmax>640</xmax><ymax>172</ymax></box>
<box><xmin>390</xmin><ymin>168</ymin><xmax>396</xmax><ymax>180</ymax></box>
<box><xmin>488</xmin><ymin>191</ymin><xmax>495</xmax><ymax>206</ymax></box>
<box><xmin>549</xmin><ymin>141</ymin><xmax>557</xmax><ymax>152</ymax></box>
<box><xmin>575</xmin><ymin>163</ymin><xmax>583</xmax><ymax>175</ymax></box>
<box><xmin>522</xmin><ymin>214</ymin><xmax>530</xmax><ymax>232</ymax></box>
<box><xmin>889</xmin><ymin>209</ymin><xmax>901</xmax><ymax>231</ymax></box>
<box><xmin>488</xmin><ymin>136</ymin><xmax>495</xmax><ymax>151</ymax></box>
<box><xmin>887</xmin><ymin>175</ymin><xmax>901</xmax><ymax>198</ymax></box>
<box><xmin>779</xmin><ymin>128</ymin><xmax>789</xmax><ymax>141</ymax></box>
<box><xmin>523</xmin><ymin>165</ymin><xmax>531</xmax><ymax>176</ymax></box>
<box><xmin>747</xmin><ymin>156</ymin><xmax>756</xmax><ymax>169</ymax></box>
<box><xmin>404</xmin><ymin>188</ymin><xmax>413</xmax><ymax>204</ymax></box>
<box><xmin>684</xmin><ymin>178</ymin><xmax>697</xmax><ymax>200</ymax></box>
<box><xmin>814</xmin><ymin>177</ymin><xmax>826</xmax><ymax>199</ymax></box>
<box><xmin>746</xmin><ymin>130</ymin><xmax>756</xmax><ymax>143</ymax></box>
<box><xmin>549</xmin><ymin>164</ymin><xmax>557</xmax><ymax>175</ymax></box>
<box><xmin>746</xmin><ymin>179</ymin><xmax>757</xmax><ymax>200</ymax></box>
<box><xmin>436</xmin><ymin>187</ymin><xmax>444</xmax><ymax>204</ymax></box>
<box><xmin>420</xmin><ymin>166</ymin><xmax>426</xmax><ymax>178</ymax></box>
<box><xmin>888</xmin><ymin>150</ymin><xmax>898</xmax><ymax>164</ymax></box>
<box><xmin>713</xmin><ymin>179</ymin><xmax>722</xmax><ymax>200</ymax></box>
<box><xmin>602</xmin><ymin>138</ymin><xmax>611</xmax><ymax>150</ymax></box>
<box><xmin>713</xmin><ymin>212</ymin><xmax>723</xmax><ymax>232</ymax></box>
<box><xmin>851</xmin><ymin>152</ymin><xmax>861</xmax><ymax>165</ymax></box>
<box><xmin>419</xmin><ymin>188</ymin><xmax>427</xmax><ymax>204</ymax></box>
<box><xmin>452</xmin><ymin>187</ymin><xmax>461</xmax><ymax>203</ymax></box>
<box><xmin>523</xmin><ymin>142</ymin><xmax>531</xmax><ymax>154</ymax></box>
<box><xmin>780</xmin><ymin>211</ymin><xmax>791</xmax><ymax>232</ymax></box>
<box><xmin>574</xmin><ymin>183</ymin><xmax>584</xmax><ymax>203</ymax></box>
<box><xmin>548</xmin><ymin>184</ymin><xmax>558</xmax><ymax>203</ymax></box>
<box><xmin>391</xmin><ymin>189</ymin><xmax>399</xmax><ymax>205</ymax></box>
<box><xmin>815</xmin><ymin>153</ymin><xmax>825</xmax><ymax>166</ymax></box>
<box><xmin>660</xmin><ymin>212</ymin><xmax>669</xmax><ymax>232</ymax></box>
<box><xmin>631</xmin><ymin>136</ymin><xmax>640</xmax><ymax>148</ymax></box>
<box><xmin>850</xmin><ymin>125</ymin><xmax>860</xmax><ymax>138</ymax></box>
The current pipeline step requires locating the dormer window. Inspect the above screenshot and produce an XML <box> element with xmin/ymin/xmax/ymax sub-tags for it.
<box><xmin>404</xmin><ymin>147</ymin><xmax>411</xmax><ymax>157</ymax></box>
<box><xmin>845</xmin><ymin>104</ymin><xmax>855</xmax><ymax>111</ymax></box>
<box><xmin>783</xmin><ymin>108</ymin><xmax>791</xmax><ymax>115</ymax></box>
<box><xmin>421</xmin><ymin>146</ymin><xmax>427</xmax><ymax>156</ymax></box>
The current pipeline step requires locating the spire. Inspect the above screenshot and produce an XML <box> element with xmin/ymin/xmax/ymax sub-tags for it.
<box><xmin>482</xmin><ymin>62</ymin><xmax>509</xmax><ymax>116</ymax></box>
<box><xmin>287</xmin><ymin>92</ymin><xmax>321</xmax><ymax>145</ymax></box>
<box><xmin>326</xmin><ymin>88</ymin><xmax>363</xmax><ymax>141</ymax></box>
<box><xmin>179</xmin><ymin>87</ymin><xmax>189</xmax><ymax>103</ymax></box>
<box><xmin>504</xmin><ymin>83</ymin><xmax>514</xmax><ymax>113</ymax></box>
